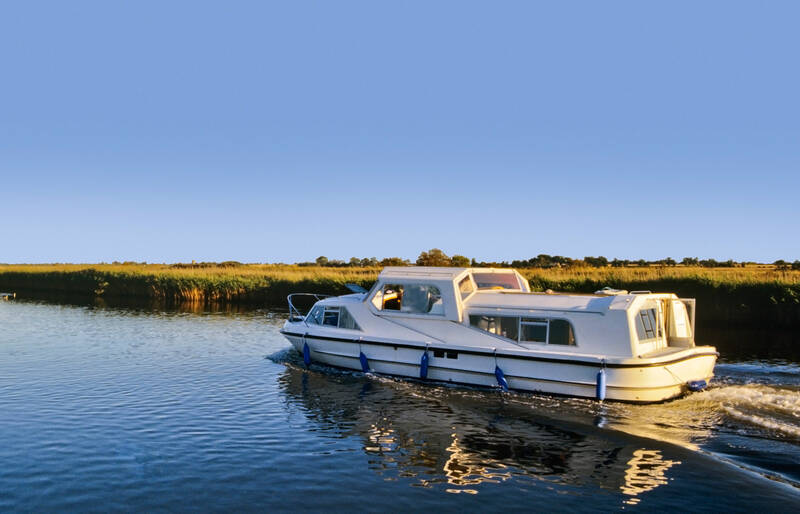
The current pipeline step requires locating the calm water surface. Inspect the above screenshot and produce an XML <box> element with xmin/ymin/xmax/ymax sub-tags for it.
<box><xmin>1</xmin><ymin>300</ymin><xmax>799</xmax><ymax>512</ymax></box>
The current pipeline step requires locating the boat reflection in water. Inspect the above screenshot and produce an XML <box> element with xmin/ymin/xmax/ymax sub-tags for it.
<box><xmin>620</xmin><ymin>449</ymin><xmax>679</xmax><ymax>505</ymax></box>
<box><xmin>278</xmin><ymin>361</ymin><xmax>696</xmax><ymax>505</ymax></box>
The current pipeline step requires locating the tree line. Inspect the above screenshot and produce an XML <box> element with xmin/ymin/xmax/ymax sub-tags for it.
<box><xmin>306</xmin><ymin>249</ymin><xmax>800</xmax><ymax>270</ymax></box>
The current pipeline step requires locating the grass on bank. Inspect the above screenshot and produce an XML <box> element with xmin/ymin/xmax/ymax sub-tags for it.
<box><xmin>1</xmin><ymin>263</ymin><xmax>798</xmax><ymax>326</ymax></box>
<box><xmin>0</xmin><ymin>262</ymin><xmax>797</xmax><ymax>286</ymax></box>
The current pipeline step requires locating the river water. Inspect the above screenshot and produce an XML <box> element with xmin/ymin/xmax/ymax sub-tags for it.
<box><xmin>1</xmin><ymin>300</ymin><xmax>798</xmax><ymax>511</ymax></box>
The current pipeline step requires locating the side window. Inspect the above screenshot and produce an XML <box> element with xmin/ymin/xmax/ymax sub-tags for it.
<box><xmin>381</xmin><ymin>284</ymin><xmax>403</xmax><ymax>311</ymax></box>
<box><xmin>548</xmin><ymin>319</ymin><xmax>576</xmax><ymax>345</ymax></box>
<box><xmin>458</xmin><ymin>276</ymin><xmax>475</xmax><ymax>300</ymax></box>
<box><xmin>471</xmin><ymin>272</ymin><xmax>522</xmax><ymax>290</ymax></box>
<box><xmin>379</xmin><ymin>283</ymin><xmax>443</xmax><ymax>315</ymax></box>
<box><xmin>472</xmin><ymin>315</ymin><xmax>576</xmax><ymax>346</ymax></box>
<box><xmin>323</xmin><ymin>307</ymin><xmax>339</xmax><ymax>326</ymax></box>
<box><xmin>309</xmin><ymin>305</ymin><xmax>361</xmax><ymax>330</ymax></box>
<box><xmin>338</xmin><ymin>307</ymin><xmax>361</xmax><ymax>330</ymax></box>
<box><xmin>306</xmin><ymin>305</ymin><xmax>324</xmax><ymax>325</ymax></box>
<box><xmin>635</xmin><ymin>309</ymin><xmax>661</xmax><ymax>341</ymax></box>
<box><xmin>520</xmin><ymin>318</ymin><xmax>548</xmax><ymax>342</ymax></box>
<box><xmin>469</xmin><ymin>315</ymin><xmax>519</xmax><ymax>341</ymax></box>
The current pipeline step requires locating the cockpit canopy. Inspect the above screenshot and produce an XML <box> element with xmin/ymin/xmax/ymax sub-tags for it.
<box><xmin>368</xmin><ymin>267</ymin><xmax>529</xmax><ymax>321</ymax></box>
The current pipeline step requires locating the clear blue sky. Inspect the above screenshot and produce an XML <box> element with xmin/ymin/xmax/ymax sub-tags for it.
<box><xmin>1</xmin><ymin>1</ymin><xmax>798</xmax><ymax>264</ymax></box>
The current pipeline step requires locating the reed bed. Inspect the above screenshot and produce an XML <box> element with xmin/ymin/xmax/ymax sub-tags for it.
<box><xmin>519</xmin><ymin>266</ymin><xmax>800</xmax><ymax>328</ymax></box>
<box><xmin>1</xmin><ymin>264</ymin><xmax>798</xmax><ymax>326</ymax></box>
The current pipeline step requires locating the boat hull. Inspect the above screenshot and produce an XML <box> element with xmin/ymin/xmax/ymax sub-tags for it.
<box><xmin>281</xmin><ymin>330</ymin><xmax>717</xmax><ymax>403</ymax></box>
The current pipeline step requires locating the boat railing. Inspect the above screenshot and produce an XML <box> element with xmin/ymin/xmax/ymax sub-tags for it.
<box><xmin>287</xmin><ymin>293</ymin><xmax>331</xmax><ymax>323</ymax></box>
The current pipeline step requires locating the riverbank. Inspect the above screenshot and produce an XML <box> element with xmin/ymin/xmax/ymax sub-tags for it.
<box><xmin>0</xmin><ymin>264</ymin><xmax>798</xmax><ymax>327</ymax></box>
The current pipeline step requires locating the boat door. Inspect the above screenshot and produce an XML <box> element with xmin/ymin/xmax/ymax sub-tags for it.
<box><xmin>665</xmin><ymin>298</ymin><xmax>695</xmax><ymax>347</ymax></box>
<box><xmin>634</xmin><ymin>300</ymin><xmax>668</xmax><ymax>355</ymax></box>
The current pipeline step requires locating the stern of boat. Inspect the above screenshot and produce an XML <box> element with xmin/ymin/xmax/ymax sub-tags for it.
<box><xmin>607</xmin><ymin>346</ymin><xmax>718</xmax><ymax>402</ymax></box>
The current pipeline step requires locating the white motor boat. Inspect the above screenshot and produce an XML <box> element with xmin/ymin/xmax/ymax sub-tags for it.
<box><xmin>280</xmin><ymin>267</ymin><xmax>717</xmax><ymax>402</ymax></box>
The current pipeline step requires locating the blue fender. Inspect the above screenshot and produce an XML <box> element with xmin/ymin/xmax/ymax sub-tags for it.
<box><xmin>302</xmin><ymin>342</ymin><xmax>311</xmax><ymax>367</ymax></box>
<box><xmin>495</xmin><ymin>366</ymin><xmax>509</xmax><ymax>392</ymax></box>
<box><xmin>688</xmin><ymin>379</ymin><xmax>707</xmax><ymax>392</ymax></box>
<box><xmin>359</xmin><ymin>352</ymin><xmax>370</xmax><ymax>373</ymax></box>
<box><xmin>420</xmin><ymin>351</ymin><xmax>429</xmax><ymax>379</ymax></box>
<box><xmin>596</xmin><ymin>368</ymin><xmax>607</xmax><ymax>401</ymax></box>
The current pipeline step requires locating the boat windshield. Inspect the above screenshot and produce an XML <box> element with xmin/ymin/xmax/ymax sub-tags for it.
<box><xmin>470</xmin><ymin>272</ymin><xmax>522</xmax><ymax>290</ymax></box>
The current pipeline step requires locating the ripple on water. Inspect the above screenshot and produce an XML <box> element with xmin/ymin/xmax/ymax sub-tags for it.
<box><xmin>1</xmin><ymin>300</ymin><xmax>799</xmax><ymax>511</ymax></box>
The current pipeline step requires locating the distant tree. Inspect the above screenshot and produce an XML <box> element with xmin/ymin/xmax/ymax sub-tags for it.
<box><xmin>552</xmin><ymin>255</ymin><xmax>574</xmax><ymax>267</ymax></box>
<box><xmin>315</xmin><ymin>256</ymin><xmax>329</xmax><ymax>266</ymax></box>
<box><xmin>584</xmin><ymin>256</ymin><xmax>609</xmax><ymax>268</ymax></box>
<box><xmin>611</xmin><ymin>258</ymin><xmax>629</xmax><ymax>268</ymax></box>
<box><xmin>380</xmin><ymin>257</ymin><xmax>410</xmax><ymax>266</ymax></box>
<box><xmin>450</xmin><ymin>255</ymin><xmax>471</xmax><ymax>267</ymax></box>
<box><xmin>681</xmin><ymin>257</ymin><xmax>699</xmax><ymax>266</ymax></box>
<box><xmin>792</xmin><ymin>260</ymin><xmax>800</xmax><ymax>271</ymax></box>
<box><xmin>520</xmin><ymin>254</ymin><xmax>543</xmax><ymax>268</ymax></box>
<box><xmin>360</xmin><ymin>257</ymin><xmax>378</xmax><ymax>267</ymax></box>
<box><xmin>348</xmin><ymin>257</ymin><xmax>361</xmax><ymax>267</ymax></box>
<box><xmin>663</xmin><ymin>257</ymin><xmax>677</xmax><ymax>267</ymax></box>
<box><xmin>416</xmin><ymin>248</ymin><xmax>452</xmax><ymax>267</ymax></box>
<box><xmin>774</xmin><ymin>259</ymin><xmax>789</xmax><ymax>271</ymax></box>
<box><xmin>531</xmin><ymin>254</ymin><xmax>555</xmax><ymax>268</ymax></box>
<box><xmin>700</xmin><ymin>259</ymin><xmax>719</xmax><ymax>268</ymax></box>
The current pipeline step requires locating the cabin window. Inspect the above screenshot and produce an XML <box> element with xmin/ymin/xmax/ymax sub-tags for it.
<box><xmin>635</xmin><ymin>308</ymin><xmax>662</xmax><ymax>341</ymax></box>
<box><xmin>379</xmin><ymin>283</ymin><xmax>444</xmax><ymax>315</ymax></box>
<box><xmin>520</xmin><ymin>318</ymin><xmax>548</xmax><ymax>343</ymax></box>
<box><xmin>471</xmin><ymin>314</ymin><xmax>576</xmax><ymax>346</ymax></box>
<box><xmin>469</xmin><ymin>315</ymin><xmax>519</xmax><ymax>341</ymax></box>
<box><xmin>307</xmin><ymin>305</ymin><xmax>360</xmax><ymax>330</ymax></box>
<box><xmin>323</xmin><ymin>307</ymin><xmax>340</xmax><ymax>326</ymax></box>
<box><xmin>306</xmin><ymin>305</ymin><xmax>324</xmax><ymax>325</ymax></box>
<box><xmin>458</xmin><ymin>276</ymin><xmax>475</xmax><ymax>299</ymax></box>
<box><xmin>548</xmin><ymin>319</ymin><xmax>576</xmax><ymax>345</ymax></box>
<box><xmin>471</xmin><ymin>272</ymin><xmax>522</xmax><ymax>290</ymax></box>
<box><xmin>338</xmin><ymin>307</ymin><xmax>361</xmax><ymax>330</ymax></box>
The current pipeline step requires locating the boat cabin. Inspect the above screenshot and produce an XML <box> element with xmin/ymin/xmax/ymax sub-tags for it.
<box><xmin>362</xmin><ymin>267</ymin><xmax>697</xmax><ymax>359</ymax></box>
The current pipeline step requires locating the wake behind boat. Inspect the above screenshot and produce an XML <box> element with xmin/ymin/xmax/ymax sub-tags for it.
<box><xmin>280</xmin><ymin>267</ymin><xmax>717</xmax><ymax>402</ymax></box>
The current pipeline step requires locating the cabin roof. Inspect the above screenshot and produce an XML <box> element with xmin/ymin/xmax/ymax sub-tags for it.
<box><xmin>378</xmin><ymin>266</ymin><xmax>521</xmax><ymax>281</ymax></box>
<box><xmin>379</xmin><ymin>266</ymin><xmax>470</xmax><ymax>281</ymax></box>
<box><xmin>464</xmin><ymin>290</ymin><xmax>637</xmax><ymax>313</ymax></box>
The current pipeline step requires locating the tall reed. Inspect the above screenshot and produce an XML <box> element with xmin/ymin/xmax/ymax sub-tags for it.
<box><xmin>1</xmin><ymin>264</ymin><xmax>798</xmax><ymax>327</ymax></box>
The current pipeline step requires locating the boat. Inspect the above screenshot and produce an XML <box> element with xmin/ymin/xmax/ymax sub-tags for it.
<box><xmin>280</xmin><ymin>267</ymin><xmax>717</xmax><ymax>402</ymax></box>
